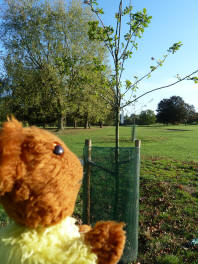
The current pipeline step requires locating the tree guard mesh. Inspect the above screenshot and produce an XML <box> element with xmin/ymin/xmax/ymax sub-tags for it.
<box><xmin>83</xmin><ymin>144</ymin><xmax>140</xmax><ymax>263</ymax></box>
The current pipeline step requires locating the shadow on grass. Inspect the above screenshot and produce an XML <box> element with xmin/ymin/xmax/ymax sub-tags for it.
<box><xmin>166</xmin><ymin>129</ymin><xmax>192</xmax><ymax>132</ymax></box>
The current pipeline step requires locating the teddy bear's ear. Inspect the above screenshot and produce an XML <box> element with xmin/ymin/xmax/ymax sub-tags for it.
<box><xmin>0</xmin><ymin>117</ymin><xmax>25</xmax><ymax>196</ymax></box>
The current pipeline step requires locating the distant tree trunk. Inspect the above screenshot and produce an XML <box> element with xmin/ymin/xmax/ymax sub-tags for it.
<box><xmin>74</xmin><ymin>120</ymin><xmax>77</xmax><ymax>128</ymax></box>
<box><xmin>99</xmin><ymin>121</ymin><xmax>103</xmax><ymax>128</ymax></box>
<box><xmin>57</xmin><ymin>114</ymin><xmax>65</xmax><ymax>130</ymax></box>
<box><xmin>84</xmin><ymin>114</ymin><xmax>89</xmax><ymax>129</ymax></box>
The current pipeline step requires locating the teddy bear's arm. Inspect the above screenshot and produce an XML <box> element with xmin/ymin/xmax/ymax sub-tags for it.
<box><xmin>84</xmin><ymin>221</ymin><xmax>126</xmax><ymax>264</ymax></box>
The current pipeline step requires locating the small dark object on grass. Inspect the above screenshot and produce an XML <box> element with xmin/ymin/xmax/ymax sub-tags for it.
<box><xmin>183</xmin><ymin>238</ymin><xmax>198</xmax><ymax>249</ymax></box>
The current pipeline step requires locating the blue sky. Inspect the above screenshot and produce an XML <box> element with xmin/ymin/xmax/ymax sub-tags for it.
<box><xmin>94</xmin><ymin>0</ymin><xmax>198</xmax><ymax>114</ymax></box>
<box><xmin>0</xmin><ymin>0</ymin><xmax>198</xmax><ymax>115</ymax></box>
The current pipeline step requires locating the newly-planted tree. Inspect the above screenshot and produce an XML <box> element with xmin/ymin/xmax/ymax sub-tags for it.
<box><xmin>84</xmin><ymin>0</ymin><xmax>198</xmax><ymax>148</ymax></box>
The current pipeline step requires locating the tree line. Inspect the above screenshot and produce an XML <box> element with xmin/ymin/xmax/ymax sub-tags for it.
<box><xmin>124</xmin><ymin>96</ymin><xmax>198</xmax><ymax>125</ymax></box>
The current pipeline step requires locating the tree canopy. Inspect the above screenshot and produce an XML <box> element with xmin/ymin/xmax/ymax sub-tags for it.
<box><xmin>156</xmin><ymin>96</ymin><xmax>196</xmax><ymax>124</ymax></box>
<box><xmin>138</xmin><ymin>110</ymin><xmax>156</xmax><ymax>125</ymax></box>
<box><xmin>0</xmin><ymin>0</ymin><xmax>112</xmax><ymax>128</ymax></box>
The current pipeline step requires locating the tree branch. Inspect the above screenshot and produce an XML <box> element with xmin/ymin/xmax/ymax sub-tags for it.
<box><xmin>121</xmin><ymin>69</ymin><xmax>198</xmax><ymax>109</ymax></box>
<box><xmin>121</xmin><ymin>53</ymin><xmax>170</xmax><ymax>99</ymax></box>
<box><xmin>87</xmin><ymin>3</ymin><xmax>115</xmax><ymax>60</ymax></box>
<box><xmin>116</xmin><ymin>0</ymin><xmax>122</xmax><ymax>57</ymax></box>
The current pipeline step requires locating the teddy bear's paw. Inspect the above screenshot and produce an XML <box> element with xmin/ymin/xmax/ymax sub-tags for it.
<box><xmin>84</xmin><ymin>221</ymin><xmax>126</xmax><ymax>264</ymax></box>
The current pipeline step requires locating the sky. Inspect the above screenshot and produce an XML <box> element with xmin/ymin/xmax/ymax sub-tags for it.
<box><xmin>92</xmin><ymin>0</ymin><xmax>198</xmax><ymax>115</ymax></box>
<box><xmin>0</xmin><ymin>0</ymin><xmax>198</xmax><ymax>115</ymax></box>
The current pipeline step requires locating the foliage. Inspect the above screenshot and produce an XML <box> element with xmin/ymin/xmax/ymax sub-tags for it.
<box><xmin>71</xmin><ymin>59</ymin><xmax>113</xmax><ymax>128</ymax></box>
<box><xmin>156</xmin><ymin>96</ymin><xmax>195</xmax><ymax>124</ymax></box>
<box><xmin>185</xmin><ymin>104</ymin><xmax>197</xmax><ymax>124</ymax></box>
<box><xmin>123</xmin><ymin>114</ymin><xmax>134</xmax><ymax>125</ymax></box>
<box><xmin>156</xmin><ymin>254</ymin><xmax>181</xmax><ymax>264</ymax></box>
<box><xmin>85</xmin><ymin>0</ymin><xmax>152</xmax><ymax>147</ymax></box>
<box><xmin>0</xmin><ymin>0</ymin><xmax>112</xmax><ymax>128</ymax></box>
<box><xmin>138</xmin><ymin>109</ymin><xmax>156</xmax><ymax>125</ymax></box>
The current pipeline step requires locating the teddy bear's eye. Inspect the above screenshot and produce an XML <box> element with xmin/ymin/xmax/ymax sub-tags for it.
<box><xmin>53</xmin><ymin>144</ymin><xmax>64</xmax><ymax>155</ymax></box>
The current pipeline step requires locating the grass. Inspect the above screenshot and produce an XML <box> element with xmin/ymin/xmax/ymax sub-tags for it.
<box><xmin>139</xmin><ymin>158</ymin><xmax>198</xmax><ymax>264</ymax></box>
<box><xmin>58</xmin><ymin>124</ymin><xmax>198</xmax><ymax>161</ymax></box>
<box><xmin>0</xmin><ymin>124</ymin><xmax>198</xmax><ymax>263</ymax></box>
<box><xmin>58</xmin><ymin>125</ymin><xmax>198</xmax><ymax>263</ymax></box>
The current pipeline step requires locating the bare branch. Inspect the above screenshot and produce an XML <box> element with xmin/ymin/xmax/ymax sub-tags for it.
<box><xmin>122</xmin><ymin>53</ymin><xmax>170</xmax><ymax>98</ymax></box>
<box><xmin>121</xmin><ymin>69</ymin><xmax>198</xmax><ymax>109</ymax></box>
<box><xmin>119</xmin><ymin>13</ymin><xmax>134</xmax><ymax>61</ymax></box>
<box><xmin>21</xmin><ymin>37</ymin><xmax>43</xmax><ymax>69</ymax></box>
<box><xmin>116</xmin><ymin>0</ymin><xmax>122</xmax><ymax>57</ymax></box>
<box><xmin>118</xmin><ymin>36</ymin><xmax>137</xmax><ymax>85</ymax></box>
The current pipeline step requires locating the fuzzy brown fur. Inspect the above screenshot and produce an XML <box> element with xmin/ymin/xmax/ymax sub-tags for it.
<box><xmin>0</xmin><ymin>118</ymin><xmax>126</xmax><ymax>263</ymax></box>
<box><xmin>85</xmin><ymin>221</ymin><xmax>126</xmax><ymax>264</ymax></box>
<box><xmin>0</xmin><ymin>118</ymin><xmax>82</xmax><ymax>228</ymax></box>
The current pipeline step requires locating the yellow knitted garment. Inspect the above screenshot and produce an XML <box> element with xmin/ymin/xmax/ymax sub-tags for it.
<box><xmin>0</xmin><ymin>217</ymin><xmax>97</xmax><ymax>264</ymax></box>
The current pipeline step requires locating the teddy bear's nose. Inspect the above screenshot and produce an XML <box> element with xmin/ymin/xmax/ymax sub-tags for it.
<box><xmin>53</xmin><ymin>145</ymin><xmax>64</xmax><ymax>155</ymax></box>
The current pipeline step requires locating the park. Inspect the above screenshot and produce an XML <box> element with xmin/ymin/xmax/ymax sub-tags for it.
<box><xmin>62</xmin><ymin>124</ymin><xmax>198</xmax><ymax>264</ymax></box>
<box><xmin>0</xmin><ymin>0</ymin><xmax>198</xmax><ymax>264</ymax></box>
<box><xmin>0</xmin><ymin>124</ymin><xmax>197</xmax><ymax>264</ymax></box>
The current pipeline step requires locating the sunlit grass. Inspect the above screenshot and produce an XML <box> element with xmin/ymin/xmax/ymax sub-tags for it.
<box><xmin>0</xmin><ymin>124</ymin><xmax>198</xmax><ymax>263</ymax></box>
<box><xmin>58</xmin><ymin>124</ymin><xmax>198</xmax><ymax>162</ymax></box>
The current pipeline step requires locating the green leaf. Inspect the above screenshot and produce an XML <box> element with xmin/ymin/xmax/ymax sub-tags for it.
<box><xmin>125</xmin><ymin>79</ymin><xmax>132</xmax><ymax>88</ymax></box>
<box><xmin>150</xmin><ymin>66</ymin><xmax>156</xmax><ymax>72</ymax></box>
<box><xmin>190</xmin><ymin>76</ymin><xmax>198</xmax><ymax>83</ymax></box>
<box><xmin>168</xmin><ymin>41</ymin><xmax>183</xmax><ymax>54</ymax></box>
<box><xmin>147</xmin><ymin>74</ymin><xmax>151</xmax><ymax>79</ymax></box>
<box><xmin>95</xmin><ymin>8</ymin><xmax>104</xmax><ymax>14</ymax></box>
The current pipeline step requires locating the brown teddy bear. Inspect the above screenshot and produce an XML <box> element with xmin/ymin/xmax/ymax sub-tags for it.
<box><xmin>0</xmin><ymin>117</ymin><xmax>125</xmax><ymax>264</ymax></box>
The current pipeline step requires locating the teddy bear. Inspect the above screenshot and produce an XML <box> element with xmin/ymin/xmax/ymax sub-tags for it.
<box><xmin>0</xmin><ymin>117</ymin><xmax>125</xmax><ymax>264</ymax></box>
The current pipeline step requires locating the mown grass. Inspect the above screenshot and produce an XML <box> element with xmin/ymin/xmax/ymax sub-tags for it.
<box><xmin>139</xmin><ymin>158</ymin><xmax>198</xmax><ymax>264</ymax></box>
<box><xmin>58</xmin><ymin>124</ymin><xmax>198</xmax><ymax>161</ymax></box>
<box><xmin>58</xmin><ymin>125</ymin><xmax>198</xmax><ymax>263</ymax></box>
<box><xmin>0</xmin><ymin>124</ymin><xmax>198</xmax><ymax>263</ymax></box>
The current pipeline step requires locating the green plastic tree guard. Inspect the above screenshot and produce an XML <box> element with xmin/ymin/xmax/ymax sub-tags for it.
<box><xmin>83</xmin><ymin>139</ymin><xmax>141</xmax><ymax>263</ymax></box>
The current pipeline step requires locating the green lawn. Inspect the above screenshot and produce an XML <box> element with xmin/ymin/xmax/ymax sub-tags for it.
<box><xmin>58</xmin><ymin>124</ymin><xmax>198</xmax><ymax>162</ymax></box>
<box><xmin>58</xmin><ymin>125</ymin><xmax>198</xmax><ymax>264</ymax></box>
<box><xmin>0</xmin><ymin>124</ymin><xmax>198</xmax><ymax>264</ymax></box>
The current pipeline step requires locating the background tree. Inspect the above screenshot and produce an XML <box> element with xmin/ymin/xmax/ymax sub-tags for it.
<box><xmin>0</xmin><ymin>77</ymin><xmax>12</xmax><ymax>121</ymax></box>
<box><xmin>70</xmin><ymin>53</ymin><xmax>113</xmax><ymax>129</ymax></box>
<box><xmin>138</xmin><ymin>109</ymin><xmax>156</xmax><ymax>125</ymax></box>
<box><xmin>123</xmin><ymin>114</ymin><xmax>133</xmax><ymax>125</ymax></box>
<box><xmin>156</xmin><ymin>96</ymin><xmax>194</xmax><ymax>124</ymax></box>
<box><xmin>184</xmin><ymin>104</ymin><xmax>197</xmax><ymax>124</ymax></box>
<box><xmin>0</xmin><ymin>0</ymin><xmax>111</xmax><ymax>128</ymax></box>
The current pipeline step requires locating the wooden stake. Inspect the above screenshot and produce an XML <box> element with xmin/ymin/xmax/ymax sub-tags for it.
<box><xmin>135</xmin><ymin>139</ymin><xmax>141</xmax><ymax>148</ymax></box>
